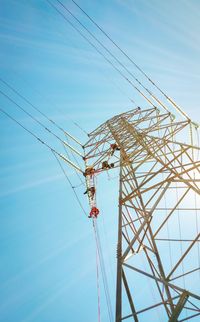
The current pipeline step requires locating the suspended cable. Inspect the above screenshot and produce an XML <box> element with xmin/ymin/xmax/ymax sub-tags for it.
<box><xmin>0</xmin><ymin>107</ymin><xmax>87</xmax><ymax>216</ymax></box>
<box><xmin>156</xmin><ymin>111</ymin><xmax>173</xmax><ymax>272</ymax></box>
<box><xmin>0</xmin><ymin>107</ymin><xmax>83</xmax><ymax>174</ymax></box>
<box><xmin>46</xmin><ymin>0</ymin><xmax>161</xmax><ymax>112</ymax></box>
<box><xmin>64</xmin><ymin>135</ymin><xmax>83</xmax><ymax>169</ymax></box>
<box><xmin>161</xmin><ymin>129</ymin><xmax>173</xmax><ymax>271</ymax></box>
<box><xmin>175</xmin><ymin>183</ymin><xmax>187</xmax><ymax>303</ymax></box>
<box><xmin>93</xmin><ymin>220</ymin><xmax>113</xmax><ymax>322</ymax></box>
<box><xmin>61</xmin><ymin>7</ymin><xmax>138</xmax><ymax>109</ymax></box>
<box><xmin>72</xmin><ymin>120</ymin><xmax>88</xmax><ymax>135</ymax></box>
<box><xmin>94</xmin><ymin>230</ymin><xmax>101</xmax><ymax>322</ymax></box>
<box><xmin>70</xmin><ymin>0</ymin><xmax>191</xmax><ymax>121</ymax></box>
<box><xmin>195</xmin><ymin>191</ymin><xmax>200</xmax><ymax>282</ymax></box>
<box><xmin>8</xmin><ymin>71</ymin><xmax>87</xmax><ymax>142</ymax></box>
<box><xmin>196</xmin><ymin>128</ymin><xmax>200</xmax><ymax>160</ymax></box>
<box><xmin>72</xmin><ymin>182</ymin><xmax>84</xmax><ymax>189</ymax></box>
<box><xmin>56</xmin><ymin>2</ymin><xmax>137</xmax><ymax>109</ymax></box>
<box><xmin>101</xmin><ymin>213</ymin><xmax>116</xmax><ymax>290</ymax></box>
<box><xmin>0</xmin><ymin>77</ymin><xmax>82</xmax><ymax>146</ymax></box>
<box><xmin>52</xmin><ymin>151</ymin><xmax>88</xmax><ymax>217</ymax></box>
<box><xmin>56</xmin><ymin>0</ymin><xmax>170</xmax><ymax>114</ymax></box>
<box><xmin>0</xmin><ymin>89</ymin><xmax>83</xmax><ymax>158</ymax></box>
<box><xmin>62</xmin><ymin>142</ymin><xmax>84</xmax><ymax>185</ymax></box>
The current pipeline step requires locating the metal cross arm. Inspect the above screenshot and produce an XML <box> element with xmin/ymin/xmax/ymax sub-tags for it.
<box><xmin>59</xmin><ymin>153</ymin><xmax>84</xmax><ymax>174</ymax></box>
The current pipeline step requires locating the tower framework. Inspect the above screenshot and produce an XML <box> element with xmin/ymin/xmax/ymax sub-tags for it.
<box><xmin>83</xmin><ymin>107</ymin><xmax>200</xmax><ymax>321</ymax></box>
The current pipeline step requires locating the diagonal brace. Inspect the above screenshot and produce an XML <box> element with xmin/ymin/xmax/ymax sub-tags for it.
<box><xmin>168</xmin><ymin>291</ymin><xmax>189</xmax><ymax>322</ymax></box>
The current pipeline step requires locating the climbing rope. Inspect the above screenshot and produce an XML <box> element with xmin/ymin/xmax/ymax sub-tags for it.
<box><xmin>94</xmin><ymin>220</ymin><xmax>101</xmax><ymax>322</ymax></box>
<box><xmin>93</xmin><ymin>219</ymin><xmax>114</xmax><ymax>322</ymax></box>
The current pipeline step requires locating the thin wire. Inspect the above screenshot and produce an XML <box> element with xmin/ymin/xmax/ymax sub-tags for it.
<box><xmin>175</xmin><ymin>183</ymin><xmax>188</xmax><ymax>321</ymax></box>
<box><xmin>46</xmin><ymin>0</ymin><xmax>160</xmax><ymax>112</ymax></box>
<box><xmin>193</xmin><ymin>129</ymin><xmax>200</xmax><ymax>280</ymax></box>
<box><xmin>72</xmin><ymin>120</ymin><xmax>88</xmax><ymax>135</ymax></box>
<box><xmin>62</xmin><ymin>142</ymin><xmax>84</xmax><ymax>185</ymax></box>
<box><xmin>0</xmin><ymin>77</ymin><xmax>82</xmax><ymax>146</ymax></box>
<box><xmin>101</xmin><ymin>212</ymin><xmax>116</xmax><ymax>289</ymax></box>
<box><xmin>56</xmin><ymin>0</ymin><xmax>170</xmax><ymax>114</ymax></box>
<box><xmin>159</xmin><ymin>113</ymin><xmax>173</xmax><ymax>271</ymax></box>
<box><xmin>95</xmin><ymin>221</ymin><xmax>114</xmax><ymax>322</ymax></box>
<box><xmin>141</xmin><ymin>255</ymin><xmax>163</xmax><ymax>322</ymax></box>
<box><xmin>52</xmin><ymin>151</ymin><xmax>88</xmax><ymax>217</ymax></box>
<box><xmin>93</xmin><ymin>220</ymin><xmax>113</xmax><ymax>322</ymax></box>
<box><xmin>196</xmin><ymin>128</ymin><xmax>200</xmax><ymax>161</ymax></box>
<box><xmin>64</xmin><ymin>136</ymin><xmax>83</xmax><ymax>170</ymax></box>
<box><xmin>95</xmin><ymin>169</ymin><xmax>115</xmax><ymax>288</ymax></box>
<box><xmin>1</xmin><ymin>106</ymin><xmax>83</xmax><ymax>184</ymax></box>
<box><xmin>0</xmin><ymin>89</ymin><xmax>75</xmax><ymax>151</ymax></box>
<box><xmin>194</xmin><ymin>191</ymin><xmax>200</xmax><ymax>281</ymax></box>
<box><xmin>94</xmin><ymin>225</ymin><xmax>101</xmax><ymax>322</ymax></box>
<box><xmin>70</xmin><ymin>0</ymin><xmax>191</xmax><ymax>121</ymax></box>
<box><xmin>0</xmin><ymin>106</ymin><xmax>65</xmax><ymax>159</ymax></box>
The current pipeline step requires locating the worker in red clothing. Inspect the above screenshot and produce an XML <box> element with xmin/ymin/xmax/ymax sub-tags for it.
<box><xmin>88</xmin><ymin>206</ymin><xmax>99</xmax><ymax>218</ymax></box>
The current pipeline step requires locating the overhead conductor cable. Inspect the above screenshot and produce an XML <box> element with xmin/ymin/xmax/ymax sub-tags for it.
<box><xmin>0</xmin><ymin>107</ymin><xmax>83</xmax><ymax>174</ymax></box>
<box><xmin>70</xmin><ymin>0</ymin><xmax>191</xmax><ymax>121</ymax></box>
<box><xmin>46</xmin><ymin>0</ymin><xmax>166</xmax><ymax>113</ymax></box>
<box><xmin>0</xmin><ymin>89</ymin><xmax>82</xmax><ymax>158</ymax></box>
<box><xmin>0</xmin><ymin>77</ymin><xmax>82</xmax><ymax>146</ymax></box>
<box><xmin>56</xmin><ymin>0</ymin><xmax>171</xmax><ymax>114</ymax></box>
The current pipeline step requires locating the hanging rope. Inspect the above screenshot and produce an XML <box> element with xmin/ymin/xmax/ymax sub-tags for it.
<box><xmin>94</xmin><ymin>223</ymin><xmax>101</xmax><ymax>322</ymax></box>
<box><xmin>93</xmin><ymin>220</ymin><xmax>114</xmax><ymax>322</ymax></box>
<box><xmin>52</xmin><ymin>151</ymin><xmax>88</xmax><ymax>217</ymax></box>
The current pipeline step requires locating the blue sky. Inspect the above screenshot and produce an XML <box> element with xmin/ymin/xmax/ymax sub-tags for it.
<box><xmin>0</xmin><ymin>1</ymin><xmax>200</xmax><ymax>322</ymax></box>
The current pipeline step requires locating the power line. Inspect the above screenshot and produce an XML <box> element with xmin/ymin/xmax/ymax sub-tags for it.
<box><xmin>56</xmin><ymin>0</ymin><xmax>170</xmax><ymax>114</ymax></box>
<box><xmin>0</xmin><ymin>89</ymin><xmax>83</xmax><ymax>159</ymax></box>
<box><xmin>1</xmin><ymin>103</ymin><xmax>87</xmax><ymax>215</ymax></box>
<box><xmin>70</xmin><ymin>0</ymin><xmax>191</xmax><ymax>121</ymax></box>
<box><xmin>52</xmin><ymin>151</ymin><xmax>88</xmax><ymax>217</ymax></box>
<box><xmin>0</xmin><ymin>106</ymin><xmax>83</xmax><ymax>174</ymax></box>
<box><xmin>62</xmin><ymin>141</ymin><xmax>84</xmax><ymax>185</ymax></box>
<box><xmin>46</xmin><ymin>0</ymin><xmax>161</xmax><ymax>112</ymax></box>
<box><xmin>0</xmin><ymin>77</ymin><xmax>82</xmax><ymax>146</ymax></box>
<box><xmin>72</xmin><ymin>121</ymin><xmax>88</xmax><ymax>136</ymax></box>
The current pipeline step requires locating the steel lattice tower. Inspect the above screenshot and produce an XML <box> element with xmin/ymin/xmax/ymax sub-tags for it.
<box><xmin>83</xmin><ymin>107</ymin><xmax>200</xmax><ymax>322</ymax></box>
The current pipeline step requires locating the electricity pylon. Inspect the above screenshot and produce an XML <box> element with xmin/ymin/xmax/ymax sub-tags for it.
<box><xmin>83</xmin><ymin>107</ymin><xmax>200</xmax><ymax>321</ymax></box>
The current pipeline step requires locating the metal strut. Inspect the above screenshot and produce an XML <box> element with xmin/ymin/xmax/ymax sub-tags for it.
<box><xmin>168</xmin><ymin>292</ymin><xmax>189</xmax><ymax>322</ymax></box>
